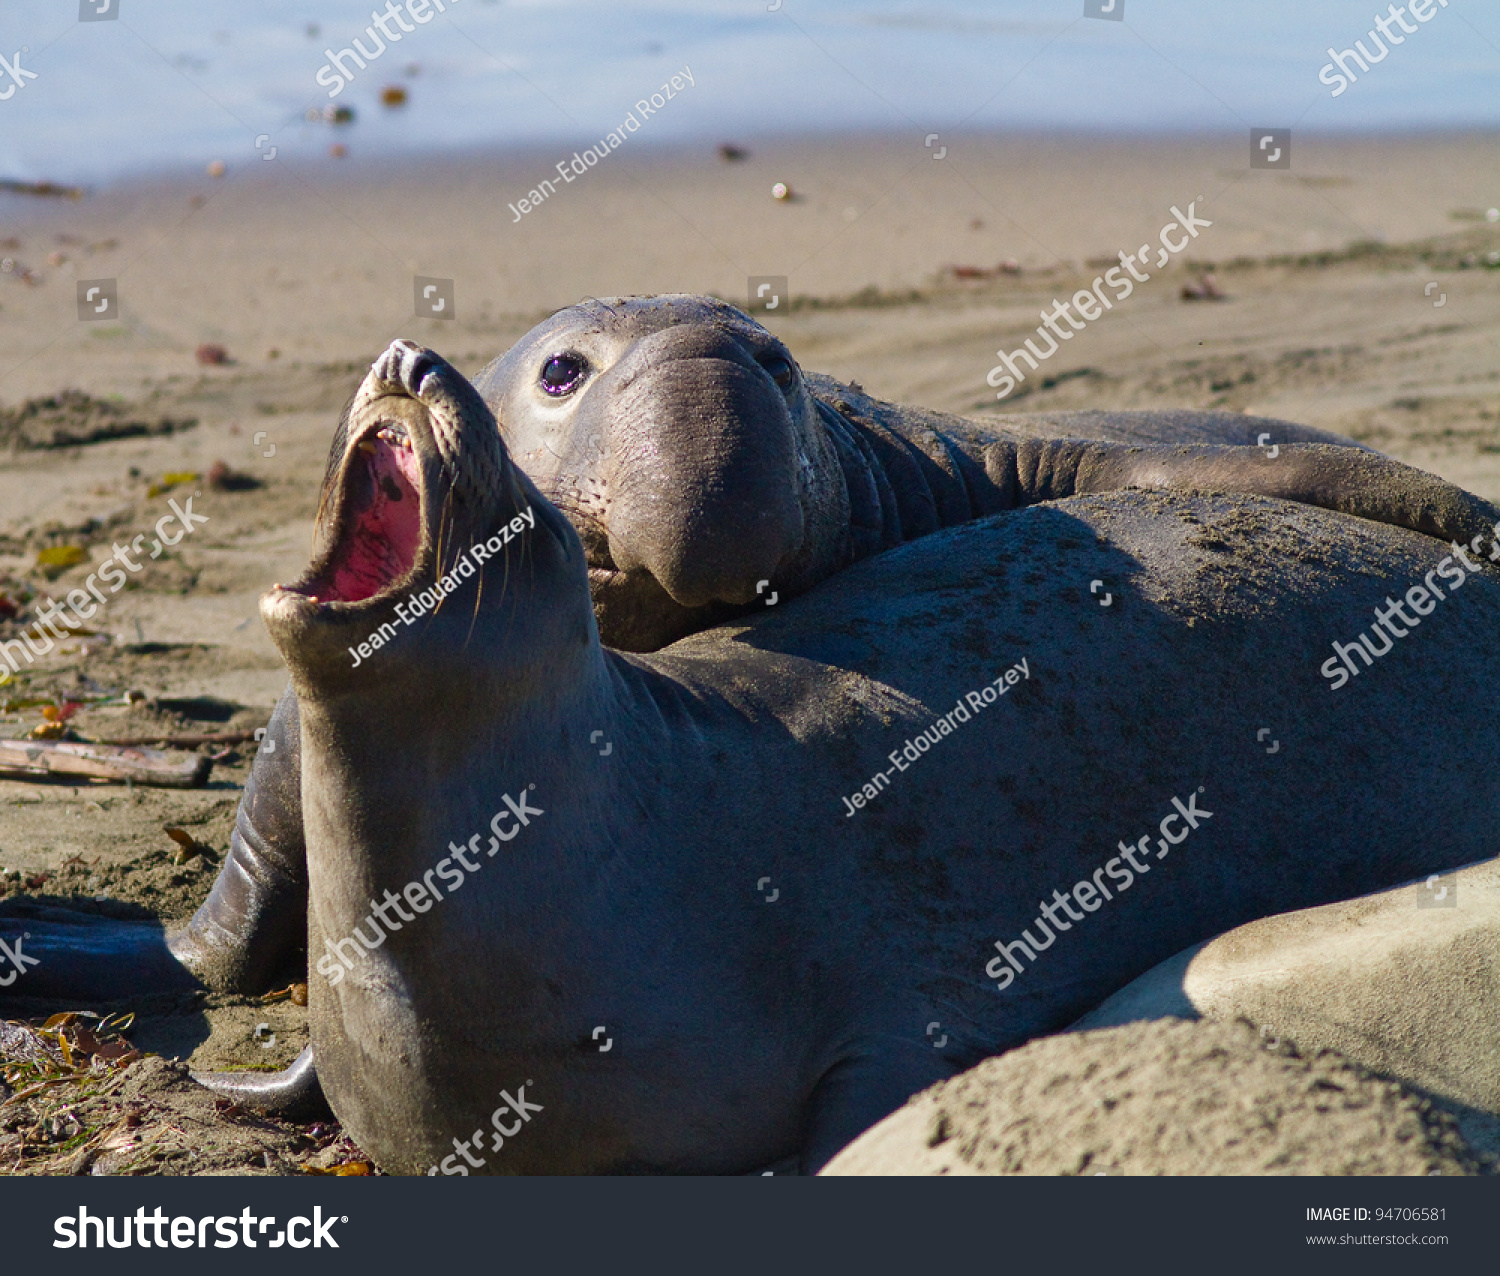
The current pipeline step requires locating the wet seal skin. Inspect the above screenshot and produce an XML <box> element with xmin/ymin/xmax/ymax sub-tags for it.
<box><xmin>196</xmin><ymin>342</ymin><xmax>1500</xmax><ymax>1172</ymax></box>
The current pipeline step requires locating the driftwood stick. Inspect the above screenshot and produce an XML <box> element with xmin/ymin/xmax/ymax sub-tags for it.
<box><xmin>0</xmin><ymin>738</ymin><xmax>212</xmax><ymax>788</ymax></box>
<box><xmin>99</xmin><ymin>730</ymin><xmax>259</xmax><ymax>748</ymax></box>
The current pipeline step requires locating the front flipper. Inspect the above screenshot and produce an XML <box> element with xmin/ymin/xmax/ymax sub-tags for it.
<box><xmin>1</xmin><ymin>688</ymin><xmax>308</xmax><ymax>1005</ymax></box>
<box><xmin>169</xmin><ymin>685</ymin><xmax>308</xmax><ymax>993</ymax></box>
<box><xmin>1004</xmin><ymin>439</ymin><xmax>1500</xmax><ymax>553</ymax></box>
<box><xmin>0</xmin><ymin>906</ymin><xmax>201</xmax><ymax>1001</ymax></box>
<box><xmin>191</xmin><ymin>1043</ymin><xmax>330</xmax><ymax>1120</ymax></box>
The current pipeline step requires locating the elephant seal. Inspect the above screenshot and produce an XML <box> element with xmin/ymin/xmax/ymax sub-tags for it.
<box><xmin>1068</xmin><ymin>857</ymin><xmax>1500</xmax><ymax>1134</ymax></box>
<box><xmin>205</xmin><ymin>340</ymin><xmax>1500</xmax><ymax>1173</ymax></box>
<box><xmin>13</xmin><ymin>300</ymin><xmax>1489</xmax><ymax>1017</ymax></box>
<box><xmin>474</xmin><ymin>294</ymin><xmax>1386</xmax><ymax>650</ymax></box>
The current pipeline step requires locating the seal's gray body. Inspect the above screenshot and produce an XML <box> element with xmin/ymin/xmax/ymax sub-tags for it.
<box><xmin>260</xmin><ymin>344</ymin><xmax>1500</xmax><ymax>1174</ymax></box>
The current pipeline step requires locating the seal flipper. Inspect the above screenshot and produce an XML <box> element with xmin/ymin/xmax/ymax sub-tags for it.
<box><xmin>0</xmin><ymin>906</ymin><xmax>201</xmax><ymax>1001</ymax></box>
<box><xmin>191</xmin><ymin>1043</ymin><xmax>330</xmax><ymax>1120</ymax></box>
<box><xmin>169</xmin><ymin>685</ymin><xmax>308</xmax><ymax>993</ymax></box>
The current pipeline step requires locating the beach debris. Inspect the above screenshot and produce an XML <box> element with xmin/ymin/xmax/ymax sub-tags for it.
<box><xmin>0</xmin><ymin>738</ymin><xmax>213</xmax><ymax>787</ymax></box>
<box><xmin>718</xmin><ymin>144</ymin><xmax>749</xmax><ymax>162</ymax></box>
<box><xmin>324</xmin><ymin>105</ymin><xmax>355</xmax><ymax>125</ymax></box>
<box><xmin>266</xmin><ymin>348</ymin><xmax>280</xmax><ymax>360</ymax></box>
<box><xmin>946</xmin><ymin>261</ymin><xmax>1021</xmax><ymax>280</ymax></box>
<box><xmin>27</xmin><ymin>703</ymin><xmax>82</xmax><ymax>741</ymax></box>
<box><xmin>1</xmin><ymin>257</ymin><xmax>38</xmax><ymax>285</ymax></box>
<box><xmin>195</xmin><ymin>342</ymin><xmax>230</xmax><ymax>365</ymax></box>
<box><xmin>145</xmin><ymin>470</ymin><xmax>198</xmax><ymax>497</ymax></box>
<box><xmin>164</xmin><ymin>825</ymin><xmax>215</xmax><ymax>864</ymax></box>
<box><xmin>380</xmin><ymin>85</ymin><xmax>408</xmax><ymax>107</ymax></box>
<box><xmin>0</xmin><ymin>1012</ymin><xmax>140</xmax><ymax>1101</ymax></box>
<box><xmin>35</xmin><ymin>545</ymin><xmax>87</xmax><ymax>579</ymax></box>
<box><xmin>1180</xmin><ymin>272</ymin><xmax>1226</xmax><ymax>301</ymax></box>
<box><xmin>330</xmin><ymin>144</ymin><xmax>349</xmax><ymax>160</ymax></box>
<box><xmin>771</xmin><ymin>182</ymin><xmax>792</xmax><ymax>201</ymax></box>
<box><xmin>206</xmin><ymin>160</ymin><xmax>227</xmax><ymax>179</ymax></box>
<box><xmin>103</xmin><ymin>729</ymin><xmax>259</xmax><ymax>748</ymax></box>
<box><xmin>46</xmin><ymin>251</ymin><xmax>67</xmax><ymax>267</ymax></box>
<box><xmin>0</xmin><ymin>391</ymin><xmax>197</xmax><ymax>451</ymax></box>
<box><xmin>207</xmin><ymin>459</ymin><xmax>262</xmax><ymax>492</ymax></box>
<box><xmin>0</xmin><ymin>180</ymin><xmax>84</xmax><ymax>199</ymax></box>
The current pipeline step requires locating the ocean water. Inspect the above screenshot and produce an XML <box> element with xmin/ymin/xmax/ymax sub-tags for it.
<box><xmin>0</xmin><ymin>0</ymin><xmax>1494</xmax><ymax>185</ymax></box>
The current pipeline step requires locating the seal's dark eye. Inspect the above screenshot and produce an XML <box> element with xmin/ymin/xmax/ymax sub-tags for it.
<box><xmin>759</xmin><ymin>353</ymin><xmax>795</xmax><ymax>392</ymax></box>
<box><xmin>540</xmin><ymin>353</ymin><xmax>587</xmax><ymax>397</ymax></box>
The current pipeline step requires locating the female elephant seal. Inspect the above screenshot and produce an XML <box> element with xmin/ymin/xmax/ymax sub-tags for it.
<box><xmin>222</xmin><ymin>341</ymin><xmax>1500</xmax><ymax>1173</ymax></box>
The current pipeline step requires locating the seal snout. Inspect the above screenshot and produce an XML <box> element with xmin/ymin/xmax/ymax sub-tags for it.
<box><xmin>600</xmin><ymin>341</ymin><xmax>807</xmax><ymax>610</ymax></box>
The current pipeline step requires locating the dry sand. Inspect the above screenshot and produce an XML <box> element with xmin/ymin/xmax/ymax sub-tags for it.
<box><xmin>1</xmin><ymin>131</ymin><xmax>1498</xmax><ymax>1174</ymax></box>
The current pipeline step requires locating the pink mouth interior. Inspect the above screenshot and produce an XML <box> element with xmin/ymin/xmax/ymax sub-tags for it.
<box><xmin>321</xmin><ymin>435</ymin><xmax>423</xmax><ymax>603</ymax></box>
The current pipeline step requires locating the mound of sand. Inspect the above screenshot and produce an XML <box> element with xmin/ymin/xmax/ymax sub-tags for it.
<box><xmin>821</xmin><ymin>1019</ymin><xmax>1484</xmax><ymax>1176</ymax></box>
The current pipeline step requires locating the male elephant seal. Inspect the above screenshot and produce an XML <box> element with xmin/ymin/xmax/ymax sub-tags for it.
<box><xmin>181</xmin><ymin>341</ymin><xmax>1500</xmax><ymax>1173</ymax></box>
<box><xmin>473</xmin><ymin>294</ymin><xmax>1384</xmax><ymax>650</ymax></box>
<box><xmin>11</xmin><ymin>299</ymin><xmax>1490</xmax><ymax>1020</ymax></box>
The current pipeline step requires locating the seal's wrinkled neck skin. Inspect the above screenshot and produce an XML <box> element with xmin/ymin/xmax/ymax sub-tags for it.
<box><xmin>474</xmin><ymin>294</ymin><xmax>849</xmax><ymax>649</ymax></box>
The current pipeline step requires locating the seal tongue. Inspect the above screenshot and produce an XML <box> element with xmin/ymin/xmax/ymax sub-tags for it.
<box><xmin>323</xmin><ymin>435</ymin><xmax>422</xmax><ymax>602</ymax></box>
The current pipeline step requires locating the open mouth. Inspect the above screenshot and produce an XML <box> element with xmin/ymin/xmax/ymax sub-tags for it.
<box><xmin>293</xmin><ymin>420</ymin><xmax>425</xmax><ymax>606</ymax></box>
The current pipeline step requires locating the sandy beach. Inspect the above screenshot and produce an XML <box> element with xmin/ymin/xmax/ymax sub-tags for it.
<box><xmin>2</xmin><ymin>129</ymin><xmax>1499</xmax><ymax>1175</ymax></box>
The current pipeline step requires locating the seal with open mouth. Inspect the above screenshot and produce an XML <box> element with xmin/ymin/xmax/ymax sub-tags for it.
<box><xmin>190</xmin><ymin>340</ymin><xmax>1500</xmax><ymax>1173</ymax></box>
